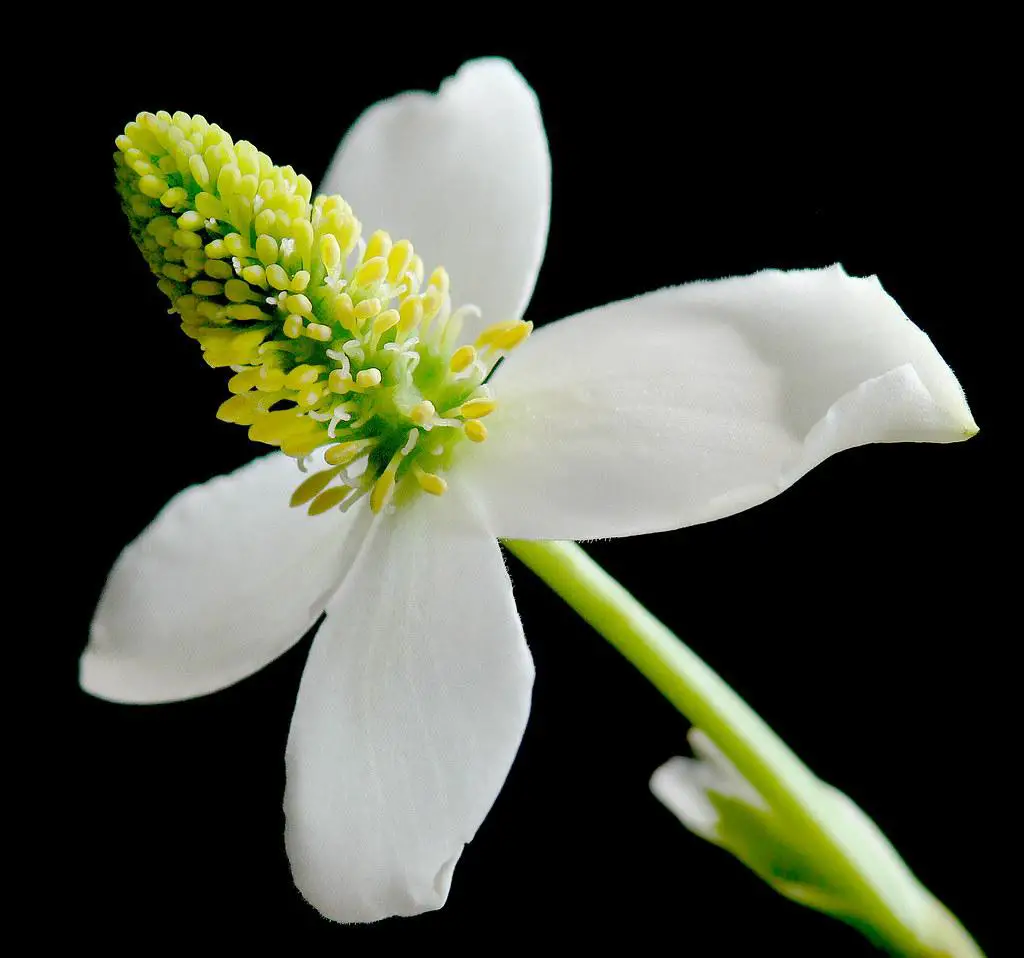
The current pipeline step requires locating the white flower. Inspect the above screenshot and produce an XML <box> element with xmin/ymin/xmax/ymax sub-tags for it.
<box><xmin>81</xmin><ymin>58</ymin><xmax>977</xmax><ymax>924</ymax></box>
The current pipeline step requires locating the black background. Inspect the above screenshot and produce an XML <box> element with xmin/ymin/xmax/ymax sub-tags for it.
<box><xmin>46</xmin><ymin>35</ymin><xmax>1006</xmax><ymax>955</ymax></box>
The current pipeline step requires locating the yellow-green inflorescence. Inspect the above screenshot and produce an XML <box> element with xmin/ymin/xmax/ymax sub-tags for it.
<box><xmin>115</xmin><ymin>110</ymin><xmax>531</xmax><ymax>516</ymax></box>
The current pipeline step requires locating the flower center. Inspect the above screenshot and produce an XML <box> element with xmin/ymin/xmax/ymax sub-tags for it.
<box><xmin>115</xmin><ymin>110</ymin><xmax>531</xmax><ymax>515</ymax></box>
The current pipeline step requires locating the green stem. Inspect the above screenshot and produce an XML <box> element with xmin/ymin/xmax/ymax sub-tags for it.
<box><xmin>502</xmin><ymin>538</ymin><xmax>982</xmax><ymax>958</ymax></box>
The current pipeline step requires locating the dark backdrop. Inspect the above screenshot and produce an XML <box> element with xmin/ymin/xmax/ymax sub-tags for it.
<box><xmin>47</xmin><ymin>36</ymin><xmax>1004</xmax><ymax>955</ymax></box>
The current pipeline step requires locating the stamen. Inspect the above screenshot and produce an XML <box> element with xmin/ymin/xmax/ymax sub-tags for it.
<box><xmin>114</xmin><ymin>110</ymin><xmax>526</xmax><ymax>517</ymax></box>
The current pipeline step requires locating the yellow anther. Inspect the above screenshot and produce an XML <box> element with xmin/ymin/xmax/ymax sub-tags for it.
<box><xmin>227</xmin><ymin>368</ymin><xmax>263</xmax><ymax>394</ymax></box>
<box><xmin>191</xmin><ymin>280</ymin><xmax>223</xmax><ymax>297</ymax></box>
<box><xmin>290</xmin><ymin>271</ymin><xmax>311</xmax><ymax>292</ymax></box>
<box><xmin>177</xmin><ymin>210</ymin><xmax>204</xmax><ymax>231</ymax></box>
<box><xmin>328</xmin><ymin>369</ymin><xmax>353</xmax><ymax>394</ymax></box>
<box><xmin>173</xmin><ymin>229</ymin><xmax>203</xmax><ymax>250</ymax></box>
<box><xmin>356</xmin><ymin>368</ymin><xmax>382</xmax><ymax>389</ymax></box>
<box><xmin>205</xmin><ymin>238</ymin><xmax>230</xmax><ymax>259</ymax></box>
<box><xmin>320</xmin><ymin>234</ymin><xmax>342</xmax><ymax>271</ymax></box>
<box><xmin>282</xmin><ymin>314</ymin><xmax>304</xmax><ymax>338</ymax></box>
<box><xmin>288</xmin><ymin>293</ymin><xmax>313</xmax><ymax>316</ymax></box>
<box><xmin>410</xmin><ymin>400</ymin><xmax>436</xmax><ymax>426</ymax></box>
<box><xmin>450</xmin><ymin>344</ymin><xmax>477</xmax><ymax>373</ymax></box>
<box><xmin>427</xmin><ymin>266</ymin><xmax>450</xmax><ymax>297</ymax></box>
<box><xmin>167</xmin><ymin>264</ymin><xmax>193</xmax><ymax>283</ymax></box>
<box><xmin>217</xmin><ymin>164</ymin><xmax>241</xmax><ymax>197</ymax></box>
<box><xmin>372</xmin><ymin>309</ymin><xmax>400</xmax><ymax>340</ymax></box>
<box><xmin>493</xmin><ymin>320</ymin><xmax>533</xmax><ymax>351</ymax></box>
<box><xmin>387</xmin><ymin>240</ymin><xmax>414</xmax><ymax>283</ymax></box>
<box><xmin>464</xmin><ymin>419</ymin><xmax>488</xmax><ymax>442</ymax></box>
<box><xmin>459</xmin><ymin>398</ymin><xmax>497</xmax><ymax>419</ymax></box>
<box><xmin>324</xmin><ymin>438</ymin><xmax>376</xmax><ymax>466</ymax></box>
<box><xmin>225</xmin><ymin>279</ymin><xmax>257</xmax><ymax>303</ymax></box>
<box><xmin>161</xmin><ymin>187</ymin><xmax>188</xmax><ymax>208</ymax></box>
<box><xmin>370</xmin><ymin>470</ymin><xmax>397</xmax><ymax>514</ymax></box>
<box><xmin>292</xmin><ymin>219</ymin><xmax>314</xmax><ymax>263</ymax></box>
<box><xmin>266</xmin><ymin>263</ymin><xmax>290</xmax><ymax>290</ymax></box>
<box><xmin>413</xmin><ymin>463</ymin><xmax>447</xmax><ymax>496</ymax></box>
<box><xmin>225</xmin><ymin>304</ymin><xmax>266</xmax><ymax>321</ymax></box>
<box><xmin>308</xmin><ymin>485</ymin><xmax>350</xmax><ymax>516</ymax></box>
<box><xmin>195</xmin><ymin>192</ymin><xmax>227</xmax><ymax>220</ymax></box>
<box><xmin>290</xmin><ymin>467</ymin><xmax>343</xmax><ymax>508</ymax></box>
<box><xmin>217</xmin><ymin>393</ymin><xmax>260</xmax><ymax>425</ymax></box>
<box><xmin>203</xmin><ymin>259</ymin><xmax>233</xmax><ymax>280</ymax></box>
<box><xmin>224</xmin><ymin>233</ymin><xmax>247</xmax><ymax>257</ymax></box>
<box><xmin>188</xmin><ymin>154</ymin><xmax>210</xmax><ymax>187</ymax></box>
<box><xmin>421</xmin><ymin>285</ymin><xmax>443</xmax><ymax>321</ymax></box>
<box><xmin>332</xmin><ymin>293</ymin><xmax>357</xmax><ymax>333</ymax></box>
<box><xmin>241</xmin><ymin>264</ymin><xmax>267</xmax><ymax>286</ymax></box>
<box><xmin>476</xmin><ymin>320</ymin><xmax>521</xmax><ymax>348</ymax></box>
<box><xmin>137</xmin><ymin>175</ymin><xmax>167</xmax><ymax>198</ymax></box>
<box><xmin>398</xmin><ymin>296</ymin><xmax>423</xmax><ymax>334</ymax></box>
<box><xmin>258</xmin><ymin>368</ymin><xmax>287</xmax><ymax>391</ymax></box>
<box><xmin>284</xmin><ymin>365</ymin><xmax>324</xmax><ymax>389</ymax></box>
<box><xmin>304</xmin><ymin>323</ymin><xmax>332</xmax><ymax>342</ymax></box>
<box><xmin>364</xmin><ymin>229</ymin><xmax>392</xmax><ymax>262</ymax></box>
<box><xmin>295</xmin><ymin>383</ymin><xmax>326</xmax><ymax>408</ymax></box>
<box><xmin>354</xmin><ymin>298</ymin><xmax>381</xmax><ymax>322</ymax></box>
<box><xmin>355</xmin><ymin>256</ymin><xmax>389</xmax><ymax>287</ymax></box>
<box><xmin>255</xmin><ymin>234</ymin><xmax>279</xmax><ymax>265</ymax></box>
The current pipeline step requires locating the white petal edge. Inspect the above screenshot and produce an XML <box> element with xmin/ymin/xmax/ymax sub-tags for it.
<box><xmin>284</xmin><ymin>486</ymin><xmax>534</xmax><ymax>923</ymax></box>
<box><xmin>320</xmin><ymin>57</ymin><xmax>551</xmax><ymax>340</ymax></box>
<box><xmin>650</xmin><ymin>729</ymin><xmax>768</xmax><ymax>842</ymax></box>
<box><xmin>81</xmin><ymin>452</ymin><xmax>371</xmax><ymax>704</ymax></box>
<box><xmin>460</xmin><ymin>265</ymin><xmax>977</xmax><ymax>540</ymax></box>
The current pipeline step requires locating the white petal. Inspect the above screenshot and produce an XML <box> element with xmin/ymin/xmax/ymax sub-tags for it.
<box><xmin>284</xmin><ymin>489</ymin><xmax>534</xmax><ymax>923</ymax></box>
<box><xmin>650</xmin><ymin>729</ymin><xmax>768</xmax><ymax>842</ymax></box>
<box><xmin>81</xmin><ymin>453</ymin><xmax>371</xmax><ymax>704</ymax></box>
<box><xmin>320</xmin><ymin>58</ymin><xmax>550</xmax><ymax>337</ymax></box>
<box><xmin>460</xmin><ymin>266</ymin><xmax>977</xmax><ymax>540</ymax></box>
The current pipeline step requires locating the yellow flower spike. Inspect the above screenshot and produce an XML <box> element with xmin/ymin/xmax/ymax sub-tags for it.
<box><xmin>364</xmin><ymin>229</ymin><xmax>392</xmax><ymax>262</ymax></box>
<box><xmin>289</xmin><ymin>466</ymin><xmax>344</xmax><ymax>508</ymax></box>
<box><xmin>115</xmin><ymin>110</ymin><xmax>515</xmax><ymax>516</ymax></box>
<box><xmin>459</xmin><ymin>398</ymin><xmax>497</xmax><ymax>419</ymax></box>
<box><xmin>412</xmin><ymin>463</ymin><xmax>447</xmax><ymax>496</ymax></box>
<box><xmin>355</xmin><ymin>368</ymin><xmax>382</xmax><ymax>389</ymax></box>
<box><xmin>464</xmin><ymin>419</ymin><xmax>488</xmax><ymax>442</ymax></box>
<box><xmin>450</xmin><ymin>344</ymin><xmax>477</xmax><ymax>373</ymax></box>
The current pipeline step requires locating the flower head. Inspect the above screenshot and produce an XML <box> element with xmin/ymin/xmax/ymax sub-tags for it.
<box><xmin>82</xmin><ymin>59</ymin><xmax>976</xmax><ymax>923</ymax></box>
